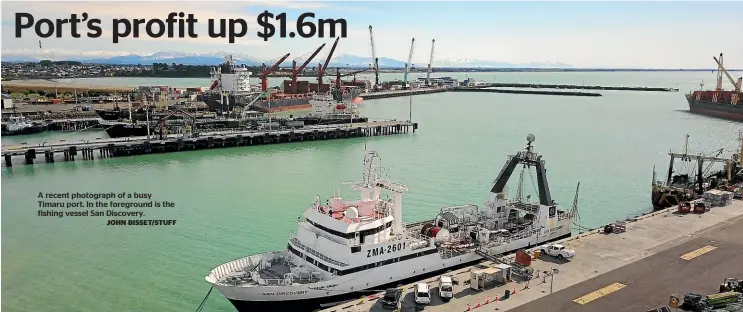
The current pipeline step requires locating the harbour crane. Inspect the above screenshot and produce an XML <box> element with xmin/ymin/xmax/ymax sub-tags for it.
<box><xmin>426</xmin><ymin>39</ymin><xmax>435</xmax><ymax>86</ymax></box>
<box><xmin>259</xmin><ymin>53</ymin><xmax>291</xmax><ymax>92</ymax></box>
<box><xmin>316</xmin><ymin>37</ymin><xmax>340</xmax><ymax>92</ymax></box>
<box><xmin>403</xmin><ymin>38</ymin><xmax>415</xmax><ymax>90</ymax></box>
<box><xmin>713</xmin><ymin>53</ymin><xmax>742</xmax><ymax>93</ymax></box>
<box><xmin>289</xmin><ymin>44</ymin><xmax>326</xmax><ymax>94</ymax></box>
<box><xmin>368</xmin><ymin>26</ymin><xmax>380</xmax><ymax>90</ymax></box>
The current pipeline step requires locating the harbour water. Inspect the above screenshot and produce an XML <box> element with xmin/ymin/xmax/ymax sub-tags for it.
<box><xmin>1</xmin><ymin>71</ymin><xmax>740</xmax><ymax>312</ymax></box>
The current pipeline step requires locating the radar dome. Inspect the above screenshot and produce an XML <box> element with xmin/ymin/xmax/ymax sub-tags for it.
<box><xmin>345</xmin><ymin>207</ymin><xmax>359</xmax><ymax>219</ymax></box>
<box><xmin>527</xmin><ymin>133</ymin><xmax>536</xmax><ymax>142</ymax></box>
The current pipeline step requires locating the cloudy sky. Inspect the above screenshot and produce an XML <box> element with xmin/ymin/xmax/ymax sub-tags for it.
<box><xmin>2</xmin><ymin>1</ymin><xmax>742</xmax><ymax>68</ymax></box>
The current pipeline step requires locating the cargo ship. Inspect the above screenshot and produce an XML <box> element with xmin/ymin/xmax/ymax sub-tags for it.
<box><xmin>686</xmin><ymin>53</ymin><xmax>743</xmax><ymax>121</ymax></box>
<box><xmin>202</xmin><ymin>55</ymin><xmax>315</xmax><ymax>113</ymax></box>
<box><xmin>1</xmin><ymin>116</ymin><xmax>47</xmax><ymax>136</ymax></box>
<box><xmin>204</xmin><ymin>134</ymin><xmax>579</xmax><ymax>311</ymax></box>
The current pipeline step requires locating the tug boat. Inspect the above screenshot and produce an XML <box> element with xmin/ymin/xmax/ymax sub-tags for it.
<box><xmin>205</xmin><ymin>134</ymin><xmax>579</xmax><ymax>311</ymax></box>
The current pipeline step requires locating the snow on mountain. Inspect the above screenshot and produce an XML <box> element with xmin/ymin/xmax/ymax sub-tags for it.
<box><xmin>1</xmin><ymin>50</ymin><xmax>573</xmax><ymax>68</ymax></box>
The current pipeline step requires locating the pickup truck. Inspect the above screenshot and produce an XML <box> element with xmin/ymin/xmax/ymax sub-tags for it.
<box><xmin>540</xmin><ymin>244</ymin><xmax>576</xmax><ymax>260</ymax></box>
<box><xmin>438</xmin><ymin>275</ymin><xmax>453</xmax><ymax>301</ymax></box>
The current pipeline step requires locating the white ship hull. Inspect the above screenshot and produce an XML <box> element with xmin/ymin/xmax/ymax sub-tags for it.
<box><xmin>208</xmin><ymin>224</ymin><xmax>571</xmax><ymax>311</ymax></box>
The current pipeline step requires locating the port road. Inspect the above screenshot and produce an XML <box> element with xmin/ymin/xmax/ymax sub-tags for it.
<box><xmin>319</xmin><ymin>201</ymin><xmax>743</xmax><ymax>312</ymax></box>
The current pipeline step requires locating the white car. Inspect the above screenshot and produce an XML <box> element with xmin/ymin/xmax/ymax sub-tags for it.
<box><xmin>541</xmin><ymin>244</ymin><xmax>576</xmax><ymax>261</ymax></box>
<box><xmin>438</xmin><ymin>275</ymin><xmax>453</xmax><ymax>301</ymax></box>
<box><xmin>414</xmin><ymin>283</ymin><xmax>431</xmax><ymax>305</ymax></box>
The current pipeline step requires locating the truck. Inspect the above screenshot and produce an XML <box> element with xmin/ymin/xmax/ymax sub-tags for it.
<box><xmin>438</xmin><ymin>275</ymin><xmax>453</xmax><ymax>301</ymax></box>
<box><xmin>540</xmin><ymin>244</ymin><xmax>576</xmax><ymax>261</ymax></box>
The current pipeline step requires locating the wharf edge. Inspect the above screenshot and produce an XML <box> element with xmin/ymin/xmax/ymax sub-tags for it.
<box><xmin>1</xmin><ymin>121</ymin><xmax>418</xmax><ymax>167</ymax></box>
<box><xmin>316</xmin><ymin>200</ymin><xmax>743</xmax><ymax>312</ymax></box>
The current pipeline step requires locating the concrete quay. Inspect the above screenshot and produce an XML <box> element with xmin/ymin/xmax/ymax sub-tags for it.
<box><xmin>319</xmin><ymin>201</ymin><xmax>743</xmax><ymax>312</ymax></box>
<box><xmin>359</xmin><ymin>89</ymin><xmax>447</xmax><ymax>100</ymax></box>
<box><xmin>1</xmin><ymin>120</ymin><xmax>418</xmax><ymax>167</ymax></box>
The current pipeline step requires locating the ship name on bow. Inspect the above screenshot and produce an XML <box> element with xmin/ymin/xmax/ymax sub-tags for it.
<box><xmin>367</xmin><ymin>242</ymin><xmax>406</xmax><ymax>258</ymax></box>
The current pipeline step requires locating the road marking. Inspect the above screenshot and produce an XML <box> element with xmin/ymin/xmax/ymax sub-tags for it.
<box><xmin>573</xmin><ymin>282</ymin><xmax>627</xmax><ymax>305</ymax></box>
<box><xmin>680</xmin><ymin>245</ymin><xmax>717</xmax><ymax>260</ymax></box>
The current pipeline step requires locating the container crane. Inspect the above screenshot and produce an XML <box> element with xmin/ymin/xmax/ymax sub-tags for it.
<box><xmin>290</xmin><ymin>44</ymin><xmax>326</xmax><ymax>93</ymax></box>
<box><xmin>403</xmin><ymin>38</ymin><xmax>415</xmax><ymax>90</ymax></box>
<box><xmin>426</xmin><ymin>39</ymin><xmax>435</xmax><ymax>86</ymax></box>
<box><xmin>713</xmin><ymin>53</ymin><xmax>742</xmax><ymax>93</ymax></box>
<box><xmin>260</xmin><ymin>53</ymin><xmax>290</xmax><ymax>92</ymax></box>
<box><xmin>368</xmin><ymin>25</ymin><xmax>380</xmax><ymax>90</ymax></box>
<box><xmin>316</xmin><ymin>37</ymin><xmax>340</xmax><ymax>92</ymax></box>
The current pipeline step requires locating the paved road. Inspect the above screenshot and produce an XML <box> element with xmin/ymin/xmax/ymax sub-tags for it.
<box><xmin>509</xmin><ymin>215</ymin><xmax>743</xmax><ymax>312</ymax></box>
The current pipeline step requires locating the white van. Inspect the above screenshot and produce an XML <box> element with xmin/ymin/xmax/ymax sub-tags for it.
<box><xmin>438</xmin><ymin>275</ymin><xmax>453</xmax><ymax>301</ymax></box>
<box><xmin>414</xmin><ymin>283</ymin><xmax>431</xmax><ymax>305</ymax></box>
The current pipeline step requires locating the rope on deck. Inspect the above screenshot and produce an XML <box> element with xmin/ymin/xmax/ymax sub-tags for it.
<box><xmin>194</xmin><ymin>286</ymin><xmax>213</xmax><ymax>312</ymax></box>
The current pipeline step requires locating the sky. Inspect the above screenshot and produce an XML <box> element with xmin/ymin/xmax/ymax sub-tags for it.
<box><xmin>1</xmin><ymin>1</ymin><xmax>742</xmax><ymax>68</ymax></box>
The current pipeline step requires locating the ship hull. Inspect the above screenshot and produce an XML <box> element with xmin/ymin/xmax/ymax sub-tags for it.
<box><xmin>686</xmin><ymin>93</ymin><xmax>743</xmax><ymax>121</ymax></box>
<box><xmin>104</xmin><ymin>124</ymin><xmax>154</xmax><ymax>138</ymax></box>
<box><xmin>202</xmin><ymin>93</ymin><xmax>313</xmax><ymax>113</ymax></box>
<box><xmin>1</xmin><ymin>124</ymin><xmax>47</xmax><ymax>136</ymax></box>
<box><xmin>215</xmin><ymin>230</ymin><xmax>571</xmax><ymax>312</ymax></box>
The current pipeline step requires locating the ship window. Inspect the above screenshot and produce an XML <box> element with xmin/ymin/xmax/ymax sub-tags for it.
<box><xmin>351</xmin><ymin>246</ymin><xmax>361</xmax><ymax>253</ymax></box>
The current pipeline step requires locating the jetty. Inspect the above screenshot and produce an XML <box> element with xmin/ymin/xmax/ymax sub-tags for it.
<box><xmin>481</xmin><ymin>82</ymin><xmax>680</xmax><ymax>92</ymax></box>
<box><xmin>1</xmin><ymin>120</ymin><xmax>418</xmax><ymax>167</ymax></box>
<box><xmin>449</xmin><ymin>87</ymin><xmax>603</xmax><ymax>97</ymax></box>
<box><xmin>317</xmin><ymin>201</ymin><xmax>743</xmax><ymax>312</ymax></box>
<box><xmin>359</xmin><ymin>88</ymin><xmax>447</xmax><ymax>100</ymax></box>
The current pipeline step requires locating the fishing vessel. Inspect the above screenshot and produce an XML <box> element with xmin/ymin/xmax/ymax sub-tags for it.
<box><xmin>292</xmin><ymin>91</ymin><xmax>367</xmax><ymax>126</ymax></box>
<box><xmin>205</xmin><ymin>134</ymin><xmax>578</xmax><ymax>311</ymax></box>
<box><xmin>651</xmin><ymin>134</ymin><xmax>743</xmax><ymax>210</ymax></box>
<box><xmin>686</xmin><ymin>53</ymin><xmax>743</xmax><ymax>121</ymax></box>
<box><xmin>1</xmin><ymin>116</ymin><xmax>47</xmax><ymax>136</ymax></box>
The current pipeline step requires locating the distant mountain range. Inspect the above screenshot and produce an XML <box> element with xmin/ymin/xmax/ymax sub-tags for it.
<box><xmin>1</xmin><ymin>50</ymin><xmax>574</xmax><ymax>69</ymax></box>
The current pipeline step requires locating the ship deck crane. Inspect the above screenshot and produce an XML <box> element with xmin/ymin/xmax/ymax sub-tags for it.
<box><xmin>290</xmin><ymin>44</ymin><xmax>326</xmax><ymax>94</ymax></box>
<box><xmin>333</xmin><ymin>68</ymin><xmax>367</xmax><ymax>90</ymax></box>
<box><xmin>713</xmin><ymin>53</ymin><xmax>742</xmax><ymax>93</ymax></box>
<box><xmin>403</xmin><ymin>38</ymin><xmax>415</xmax><ymax>90</ymax></box>
<box><xmin>260</xmin><ymin>53</ymin><xmax>291</xmax><ymax>92</ymax></box>
<box><xmin>426</xmin><ymin>39</ymin><xmax>435</xmax><ymax>86</ymax></box>
<box><xmin>316</xmin><ymin>37</ymin><xmax>340</xmax><ymax>93</ymax></box>
<box><xmin>368</xmin><ymin>26</ymin><xmax>379</xmax><ymax>90</ymax></box>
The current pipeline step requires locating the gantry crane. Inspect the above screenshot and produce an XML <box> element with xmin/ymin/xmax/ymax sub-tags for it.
<box><xmin>289</xmin><ymin>44</ymin><xmax>326</xmax><ymax>93</ymax></box>
<box><xmin>260</xmin><ymin>53</ymin><xmax>290</xmax><ymax>92</ymax></box>
<box><xmin>713</xmin><ymin>53</ymin><xmax>742</xmax><ymax>93</ymax></box>
<box><xmin>316</xmin><ymin>37</ymin><xmax>340</xmax><ymax>92</ymax></box>
<box><xmin>426</xmin><ymin>39</ymin><xmax>435</xmax><ymax>86</ymax></box>
<box><xmin>368</xmin><ymin>25</ymin><xmax>380</xmax><ymax>90</ymax></box>
<box><xmin>403</xmin><ymin>38</ymin><xmax>415</xmax><ymax>90</ymax></box>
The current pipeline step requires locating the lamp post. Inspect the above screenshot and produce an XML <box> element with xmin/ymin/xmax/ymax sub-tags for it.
<box><xmin>547</xmin><ymin>267</ymin><xmax>559</xmax><ymax>310</ymax></box>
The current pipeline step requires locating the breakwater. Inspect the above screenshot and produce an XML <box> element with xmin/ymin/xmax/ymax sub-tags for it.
<box><xmin>449</xmin><ymin>87</ymin><xmax>602</xmax><ymax>97</ymax></box>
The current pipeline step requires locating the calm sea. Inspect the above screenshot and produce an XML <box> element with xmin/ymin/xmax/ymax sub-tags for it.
<box><xmin>1</xmin><ymin>71</ymin><xmax>740</xmax><ymax>312</ymax></box>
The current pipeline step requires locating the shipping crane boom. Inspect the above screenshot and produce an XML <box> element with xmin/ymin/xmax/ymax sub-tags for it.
<box><xmin>368</xmin><ymin>25</ymin><xmax>379</xmax><ymax>89</ymax></box>
<box><xmin>426</xmin><ymin>39</ymin><xmax>435</xmax><ymax>85</ymax></box>
<box><xmin>291</xmin><ymin>44</ymin><xmax>326</xmax><ymax>93</ymax></box>
<box><xmin>403</xmin><ymin>38</ymin><xmax>415</xmax><ymax>89</ymax></box>
<box><xmin>317</xmin><ymin>37</ymin><xmax>340</xmax><ymax>92</ymax></box>
<box><xmin>260</xmin><ymin>53</ymin><xmax>291</xmax><ymax>91</ymax></box>
<box><xmin>713</xmin><ymin>53</ymin><xmax>742</xmax><ymax>92</ymax></box>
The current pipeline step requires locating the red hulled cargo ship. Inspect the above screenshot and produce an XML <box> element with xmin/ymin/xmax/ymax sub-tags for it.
<box><xmin>686</xmin><ymin>53</ymin><xmax>743</xmax><ymax>121</ymax></box>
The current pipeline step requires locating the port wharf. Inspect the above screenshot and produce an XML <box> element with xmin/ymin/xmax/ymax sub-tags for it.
<box><xmin>1</xmin><ymin>121</ymin><xmax>418</xmax><ymax>167</ymax></box>
<box><xmin>448</xmin><ymin>88</ymin><xmax>602</xmax><ymax>97</ymax></box>
<box><xmin>318</xmin><ymin>200</ymin><xmax>743</xmax><ymax>312</ymax></box>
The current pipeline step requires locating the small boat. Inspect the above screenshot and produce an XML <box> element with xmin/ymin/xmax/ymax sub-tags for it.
<box><xmin>1</xmin><ymin>116</ymin><xmax>47</xmax><ymax>136</ymax></box>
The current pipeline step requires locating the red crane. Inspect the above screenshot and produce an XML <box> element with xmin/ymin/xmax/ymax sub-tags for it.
<box><xmin>260</xmin><ymin>53</ymin><xmax>290</xmax><ymax>92</ymax></box>
<box><xmin>317</xmin><ymin>37</ymin><xmax>340</xmax><ymax>91</ymax></box>
<box><xmin>290</xmin><ymin>44</ymin><xmax>326</xmax><ymax>94</ymax></box>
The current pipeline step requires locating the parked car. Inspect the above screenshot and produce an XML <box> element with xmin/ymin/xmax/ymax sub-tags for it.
<box><xmin>540</xmin><ymin>243</ymin><xmax>576</xmax><ymax>260</ymax></box>
<box><xmin>414</xmin><ymin>283</ymin><xmax>431</xmax><ymax>305</ymax></box>
<box><xmin>438</xmin><ymin>275</ymin><xmax>454</xmax><ymax>301</ymax></box>
<box><xmin>382</xmin><ymin>288</ymin><xmax>402</xmax><ymax>309</ymax></box>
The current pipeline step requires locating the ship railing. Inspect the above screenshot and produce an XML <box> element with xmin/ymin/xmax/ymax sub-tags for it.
<box><xmin>290</xmin><ymin>234</ymin><xmax>349</xmax><ymax>267</ymax></box>
<box><xmin>506</xmin><ymin>200</ymin><xmax>541</xmax><ymax>214</ymax></box>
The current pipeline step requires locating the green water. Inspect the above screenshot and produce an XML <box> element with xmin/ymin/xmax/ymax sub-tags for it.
<box><xmin>2</xmin><ymin>72</ymin><xmax>740</xmax><ymax>312</ymax></box>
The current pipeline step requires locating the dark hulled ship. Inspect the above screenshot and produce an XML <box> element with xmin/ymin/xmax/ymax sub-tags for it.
<box><xmin>652</xmin><ymin>134</ymin><xmax>743</xmax><ymax>210</ymax></box>
<box><xmin>686</xmin><ymin>53</ymin><xmax>743</xmax><ymax>121</ymax></box>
